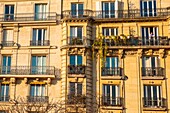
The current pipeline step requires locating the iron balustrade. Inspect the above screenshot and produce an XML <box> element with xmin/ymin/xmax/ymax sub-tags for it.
<box><xmin>30</xmin><ymin>40</ymin><xmax>50</xmax><ymax>46</ymax></box>
<box><xmin>95</xmin><ymin>36</ymin><xmax>170</xmax><ymax>46</ymax></box>
<box><xmin>63</xmin><ymin>10</ymin><xmax>93</xmax><ymax>18</ymax></box>
<box><xmin>0</xmin><ymin>12</ymin><xmax>60</xmax><ymax>22</ymax></box>
<box><xmin>27</xmin><ymin>96</ymin><xmax>49</xmax><ymax>103</ymax></box>
<box><xmin>102</xmin><ymin>67</ymin><xmax>122</xmax><ymax>76</ymax></box>
<box><xmin>68</xmin><ymin>65</ymin><xmax>85</xmax><ymax>74</ymax></box>
<box><xmin>67</xmin><ymin>95</ymin><xmax>86</xmax><ymax>104</ymax></box>
<box><xmin>143</xmin><ymin>97</ymin><xmax>166</xmax><ymax>108</ymax></box>
<box><xmin>101</xmin><ymin>96</ymin><xmax>123</xmax><ymax>106</ymax></box>
<box><xmin>68</xmin><ymin>37</ymin><xmax>85</xmax><ymax>45</ymax></box>
<box><xmin>0</xmin><ymin>96</ymin><xmax>10</xmax><ymax>102</ymax></box>
<box><xmin>1</xmin><ymin>41</ymin><xmax>14</xmax><ymax>47</ymax></box>
<box><xmin>0</xmin><ymin>66</ymin><xmax>56</xmax><ymax>75</ymax></box>
<box><xmin>141</xmin><ymin>67</ymin><xmax>165</xmax><ymax>77</ymax></box>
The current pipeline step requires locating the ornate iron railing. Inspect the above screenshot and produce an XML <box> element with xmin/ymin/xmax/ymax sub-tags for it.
<box><xmin>67</xmin><ymin>95</ymin><xmax>86</xmax><ymax>104</ymax></box>
<box><xmin>0</xmin><ymin>12</ymin><xmax>60</xmax><ymax>22</ymax></box>
<box><xmin>102</xmin><ymin>67</ymin><xmax>122</xmax><ymax>76</ymax></box>
<box><xmin>142</xmin><ymin>67</ymin><xmax>165</xmax><ymax>77</ymax></box>
<box><xmin>27</xmin><ymin>96</ymin><xmax>49</xmax><ymax>103</ymax></box>
<box><xmin>67</xmin><ymin>36</ymin><xmax>85</xmax><ymax>45</ymax></box>
<box><xmin>0</xmin><ymin>66</ymin><xmax>56</xmax><ymax>75</ymax></box>
<box><xmin>30</xmin><ymin>40</ymin><xmax>50</xmax><ymax>46</ymax></box>
<box><xmin>1</xmin><ymin>41</ymin><xmax>15</xmax><ymax>47</ymax></box>
<box><xmin>0</xmin><ymin>96</ymin><xmax>10</xmax><ymax>102</ymax></box>
<box><xmin>143</xmin><ymin>97</ymin><xmax>166</xmax><ymax>108</ymax></box>
<box><xmin>101</xmin><ymin>96</ymin><xmax>123</xmax><ymax>106</ymax></box>
<box><xmin>63</xmin><ymin>10</ymin><xmax>93</xmax><ymax>18</ymax></box>
<box><xmin>68</xmin><ymin>65</ymin><xmax>85</xmax><ymax>74</ymax></box>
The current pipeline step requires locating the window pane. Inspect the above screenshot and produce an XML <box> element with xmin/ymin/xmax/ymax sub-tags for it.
<box><xmin>77</xmin><ymin>55</ymin><xmax>82</xmax><ymax>65</ymax></box>
<box><xmin>70</xmin><ymin>55</ymin><xmax>75</xmax><ymax>65</ymax></box>
<box><xmin>69</xmin><ymin>82</ymin><xmax>75</xmax><ymax>95</ymax></box>
<box><xmin>77</xmin><ymin>83</ymin><xmax>82</xmax><ymax>95</ymax></box>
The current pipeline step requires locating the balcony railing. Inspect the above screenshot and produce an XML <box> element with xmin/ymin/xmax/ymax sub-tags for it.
<box><xmin>0</xmin><ymin>66</ymin><xmax>56</xmax><ymax>75</ymax></box>
<box><xmin>68</xmin><ymin>65</ymin><xmax>85</xmax><ymax>74</ymax></box>
<box><xmin>142</xmin><ymin>67</ymin><xmax>165</xmax><ymax>77</ymax></box>
<box><xmin>95</xmin><ymin>36</ymin><xmax>170</xmax><ymax>46</ymax></box>
<box><xmin>0</xmin><ymin>12</ymin><xmax>60</xmax><ymax>22</ymax></box>
<box><xmin>63</xmin><ymin>10</ymin><xmax>93</xmax><ymax>18</ymax></box>
<box><xmin>0</xmin><ymin>96</ymin><xmax>10</xmax><ymax>102</ymax></box>
<box><xmin>27</xmin><ymin>96</ymin><xmax>49</xmax><ymax>103</ymax></box>
<box><xmin>1</xmin><ymin>41</ymin><xmax>14</xmax><ymax>47</ymax></box>
<box><xmin>30</xmin><ymin>40</ymin><xmax>50</xmax><ymax>46</ymax></box>
<box><xmin>101</xmin><ymin>96</ymin><xmax>123</xmax><ymax>106</ymax></box>
<box><xmin>67</xmin><ymin>95</ymin><xmax>86</xmax><ymax>104</ymax></box>
<box><xmin>102</xmin><ymin>67</ymin><xmax>122</xmax><ymax>76</ymax></box>
<box><xmin>143</xmin><ymin>97</ymin><xmax>166</xmax><ymax>108</ymax></box>
<box><xmin>67</xmin><ymin>37</ymin><xmax>85</xmax><ymax>45</ymax></box>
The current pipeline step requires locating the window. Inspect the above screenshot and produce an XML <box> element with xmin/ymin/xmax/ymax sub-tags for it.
<box><xmin>102</xmin><ymin>84</ymin><xmax>121</xmax><ymax>106</ymax></box>
<box><xmin>102</xmin><ymin>2</ymin><xmax>115</xmax><ymax>18</ymax></box>
<box><xmin>32</xmin><ymin>29</ymin><xmax>47</xmax><ymax>46</ymax></box>
<box><xmin>31</xmin><ymin>56</ymin><xmax>46</xmax><ymax>74</ymax></box>
<box><xmin>2</xmin><ymin>56</ymin><xmax>11</xmax><ymax>74</ymax></box>
<box><xmin>140</xmin><ymin>0</ymin><xmax>156</xmax><ymax>17</ymax></box>
<box><xmin>35</xmin><ymin>4</ymin><xmax>47</xmax><ymax>20</ymax></box>
<box><xmin>71</xmin><ymin>3</ymin><xmax>83</xmax><ymax>17</ymax></box>
<box><xmin>0</xmin><ymin>84</ymin><xmax>9</xmax><ymax>101</ymax></box>
<box><xmin>143</xmin><ymin>85</ymin><xmax>163</xmax><ymax>107</ymax></box>
<box><xmin>3</xmin><ymin>30</ymin><xmax>14</xmax><ymax>46</ymax></box>
<box><xmin>70</xmin><ymin>55</ymin><xmax>82</xmax><ymax>66</ymax></box>
<box><xmin>29</xmin><ymin>84</ymin><xmax>46</xmax><ymax>102</ymax></box>
<box><xmin>70</xmin><ymin>26</ymin><xmax>83</xmax><ymax>45</ymax></box>
<box><xmin>102</xmin><ymin>28</ymin><xmax>118</xmax><ymax>36</ymax></box>
<box><xmin>69</xmin><ymin>82</ymin><xmax>82</xmax><ymax>96</ymax></box>
<box><xmin>5</xmin><ymin>5</ymin><xmax>14</xmax><ymax>21</ymax></box>
<box><xmin>141</xmin><ymin>27</ymin><xmax>159</xmax><ymax>45</ymax></box>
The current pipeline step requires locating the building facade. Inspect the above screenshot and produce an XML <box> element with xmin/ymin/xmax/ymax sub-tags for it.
<box><xmin>0</xmin><ymin>0</ymin><xmax>170</xmax><ymax>113</ymax></box>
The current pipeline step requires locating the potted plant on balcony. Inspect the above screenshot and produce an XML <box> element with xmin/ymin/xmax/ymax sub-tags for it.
<box><xmin>120</xmin><ymin>34</ymin><xmax>127</xmax><ymax>45</ymax></box>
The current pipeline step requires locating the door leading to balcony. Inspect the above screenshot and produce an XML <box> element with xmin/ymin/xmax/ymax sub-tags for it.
<box><xmin>140</xmin><ymin>0</ymin><xmax>156</xmax><ymax>17</ymax></box>
<box><xmin>32</xmin><ymin>29</ymin><xmax>47</xmax><ymax>46</ymax></box>
<box><xmin>31</xmin><ymin>56</ymin><xmax>46</xmax><ymax>74</ymax></box>
<box><xmin>141</xmin><ymin>27</ymin><xmax>158</xmax><ymax>45</ymax></box>
<box><xmin>5</xmin><ymin>5</ymin><xmax>14</xmax><ymax>21</ymax></box>
<box><xmin>102</xmin><ymin>2</ymin><xmax>115</xmax><ymax>18</ymax></box>
<box><xmin>2</xmin><ymin>56</ymin><xmax>11</xmax><ymax>74</ymax></box>
<box><xmin>71</xmin><ymin>3</ymin><xmax>84</xmax><ymax>17</ymax></box>
<box><xmin>102</xmin><ymin>84</ymin><xmax>120</xmax><ymax>106</ymax></box>
<box><xmin>70</xmin><ymin>27</ymin><xmax>83</xmax><ymax>45</ymax></box>
<box><xmin>0</xmin><ymin>84</ymin><xmax>9</xmax><ymax>102</ymax></box>
<box><xmin>35</xmin><ymin>4</ymin><xmax>47</xmax><ymax>20</ymax></box>
<box><xmin>3</xmin><ymin>30</ymin><xmax>14</xmax><ymax>46</ymax></box>
<box><xmin>143</xmin><ymin>85</ymin><xmax>162</xmax><ymax>107</ymax></box>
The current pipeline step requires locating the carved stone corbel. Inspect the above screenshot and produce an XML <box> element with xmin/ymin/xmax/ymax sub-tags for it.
<box><xmin>159</xmin><ymin>49</ymin><xmax>165</xmax><ymax>58</ymax></box>
<box><xmin>10</xmin><ymin>78</ymin><xmax>16</xmax><ymax>84</ymax></box>
<box><xmin>23</xmin><ymin>78</ymin><xmax>28</xmax><ymax>84</ymax></box>
<box><xmin>46</xmin><ymin>78</ymin><xmax>51</xmax><ymax>84</ymax></box>
<box><xmin>137</xmin><ymin>49</ymin><xmax>143</xmax><ymax>58</ymax></box>
<box><xmin>118</xmin><ymin>49</ymin><xmax>124</xmax><ymax>59</ymax></box>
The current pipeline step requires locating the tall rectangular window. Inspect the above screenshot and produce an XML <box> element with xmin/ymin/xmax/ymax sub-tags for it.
<box><xmin>140</xmin><ymin>0</ymin><xmax>156</xmax><ymax>17</ymax></box>
<box><xmin>30</xmin><ymin>84</ymin><xmax>45</xmax><ymax>96</ymax></box>
<box><xmin>71</xmin><ymin>3</ymin><xmax>84</xmax><ymax>17</ymax></box>
<box><xmin>31</xmin><ymin>56</ymin><xmax>46</xmax><ymax>74</ymax></box>
<box><xmin>69</xmin><ymin>82</ymin><xmax>82</xmax><ymax>96</ymax></box>
<box><xmin>142</xmin><ymin>56</ymin><xmax>159</xmax><ymax>68</ymax></box>
<box><xmin>2</xmin><ymin>56</ymin><xmax>11</xmax><ymax>74</ymax></box>
<box><xmin>102</xmin><ymin>2</ymin><xmax>115</xmax><ymax>18</ymax></box>
<box><xmin>0</xmin><ymin>84</ymin><xmax>9</xmax><ymax>101</ymax></box>
<box><xmin>35</xmin><ymin>4</ymin><xmax>47</xmax><ymax>20</ymax></box>
<box><xmin>3</xmin><ymin>30</ymin><xmax>14</xmax><ymax>46</ymax></box>
<box><xmin>69</xmin><ymin>55</ymin><xmax>82</xmax><ymax>66</ymax></box>
<box><xmin>102</xmin><ymin>28</ymin><xmax>118</xmax><ymax>36</ymax></box>
<box><xmin>5</xmin><ymin>5</ymin><xmax>14</xmax><ymax>21</ymax></box>
<box><xmin>143</xmin><ymin>85</ymin><xmax>162</xmax><ymax>107</ymax></box>
<box><xmin>141</xmin><ymin>27</ymin><xmax>159</xmax><ymax>45</ymax></box>
<box><xmin>70</xmin><ymin>26</ymin><xmax>83</xmax><ymax>45</ymax></box>
<box><xmin>102</xmin><ymin>84</ymin><xmax>120</xmax><ymax>106</ymax></box>
<box><xmin>32</xmin><ymin>29</ymin><xmax>47</xmax><ymax>46</ymax></box>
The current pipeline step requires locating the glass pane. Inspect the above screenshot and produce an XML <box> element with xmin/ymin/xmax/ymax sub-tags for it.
<box><xmin>77</xmin><ymin>55</ymin><xmax>82</xmax><ymax>65</ymax></box>
<box><xmin>78</xmin><ymin>4</ymin><xmax>83</xmax><ymax>15</ymax></box>
<box><xmin>149</xmin><ymin>1</ymin><xmax>152</xmax><ymax>16</ymax></box>
<box><xmin>70</xmin><ymin>55</ymin><xmax>75</xmax><ymax>65</ymax></box>
<box><xmin>71</xmin><ymin>4</ymin><xmax>76</xmax><ymax>16</ymax></box>
<box><xmin>110</xmin><ymin>3</ymin><xmax>115</xmax><ymax>17</ymax></box>
<box><xmin>144</xmin><ymin>1</ymin><xmax>148</xmax><ymax>16</ymax></box>
<box><xmin>77</xmin><ymin>27</ymin><xmax>82</xmax><ymax>39</ymax></box>
<box><xmin>69</xmin><ymin>82</ymin><xmax>75</xmax><ymax>95</ymax></box>
<box><xmin>30</xmin><ymin>85</ymin><xmax>35</xmax><ymax>96</ymax></box>
<box><xmin>77</xmin><ymin>83</ymin><xmax>82</xmax><ymax>95</ymax></box>
<box><xmin>5</xmin><ymin>85</ymin><xmax>9</xmax><ymax>96</ymax></box>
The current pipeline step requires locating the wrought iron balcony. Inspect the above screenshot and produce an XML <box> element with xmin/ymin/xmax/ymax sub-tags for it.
<box><xmin>67</xmin><ymin>95</ymin><xmax>86</xmax><ymax>104</ymax></box>
<box><xmin>0</xmin><ymin>12</ymin><xmax>60</xmax><ymax>22</ymax></box>
<box><xmin>95</xmin><ymin>36</ymin><xmax>170</xmax><ymax>46</ymax></box>
<box><xmin>143</xmin><ymin>97</ymin><xmax>166</xmax><ymax>108</ymax></box>
<box><xmin>0</xmin><ymin>96</ymin><xmax>10</xmax><ymax>102</ymax></box>
<box><xmin>1</xmin><ymin>41</ymin><xmax>14</xmax><ymax>47</ymax></box>
<box><xmin>101</xmin><ymin>96</ymin><xmax>123</xmax><ymax>106</ymax></box>
<box><xmin>142</xmin><ymin>67</ymin><xmax>165</xmax><ymax>77</ymax></box>
<box><xmin>0</xmin><ymin>66</ymin><xmax>56</xmax><ymax>75</ymax></box>
<box><xmin>63</xmin><ymin>10</ymin><xmax>93</xmax><ymax>18</ymax></box>
<box><xmin>67</xmin><ymin>37</ymin><xmax>85</xmax><ymax>45</ymax></box>
<box><xmin>102</xmin><ymin>67</ymin><xmax>122</xmax><ymax>76</ymax></box>
<box><xmin>27</xmin><ymin>96</ymin><xmax>49</xmax><ymax>103</ymax></box>
<box><xmin>30</xmin><ymin>40</ymin><xmax>50</xmax><ymax>46</ymax></box>
<box><xmin>68</xmin><ymin>65</ymin><xmax>85</xmax><ymax>74</ymax></box>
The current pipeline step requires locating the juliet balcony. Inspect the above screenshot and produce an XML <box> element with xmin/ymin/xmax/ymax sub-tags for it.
<box><xmin>101</xmin><ymin>96</ymin><xmax>124</xmax><ymax>107</ymax></box>
<box><xmin>1</xmin><ymin>41</ymin><xmax>15</xmax><ymax>47</ymax></box>
<box><xmin>0</xmin><ymin>66</ymin><xmax>57</xmax><ymax>78</ymax></box>
<box><xmin>143</xmin><ymin>97</ymin><xmax>167</xmax><ymax>110</ymax></box>
<box><xmin>67</xmin><ymin>65</ymin><xmax>86</xmax><ymax>78</ymax></box>
<box><xmin>67</xmin><ymin>94</ymin><xmax>86</xmax><ymax>105</ymax></box>
<box><xmin>0</xmin><ymin>12</ymin><xmax>60</xmax><ymax>22</ymax></box>
<box><xmin>27</xmin><ymin>96</ymin><xmax>49</xmax><ymax>103</ymax></box>
<box><xmin>63</xmin><ymin>8</ymin><xmax>170</xmax><ymax>19</ymax></box>
<box><xmin>0</xmin><ymin>96</ymin><xmax>10</xmax><ymax>102</ymax></box>
<box><xmin>30</xmin><ymin>40</ymin><xmax>50</xmax><ymax>46</ymax></box>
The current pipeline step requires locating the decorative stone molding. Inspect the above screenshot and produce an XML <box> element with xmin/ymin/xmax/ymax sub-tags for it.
<box><xmin>107</xmin><ymin>50</ymin><xmax>118</xmax><ymax>56</ymax></box>
<box><xmin>159</xmin><ymin>49</ymin><xmax>165</xmax><ymax>58</ymax></box>
<box><xmin>118</xmin><ymin>49</ymin><xmax>124</xmax><ymax>58</ymax></box>
<box><xmin>46</xmin><ymin>78</ymin><xmax>51</xmax><ymax>84</ymax></box>
<box><xmin>137</xmin><ymin>49</ymin><xmax>143</xmax><ymax>58</ymax></box>
<box><xmin>144</xmin><ymin>49</ymin><xmax>153</xmax><ymax>55</ymax></box>
<box><xmin>125</xmin><ymin>50</ymin><xmax>137</xmax><ymax>55</ymax></box>
<box><xmin>68</xmin><ymin>48</ymin><xmax>85</xmax><ymax>55</ymax></box>
<box><xmin>10</xmin><ymin>78</ymin><xmax>16</xmax><ymax>84</ymax></box>
<box><xmin>23</xmin><ymin>78</ymin><xmax>28</xmax><ymax>84</ymax></box>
